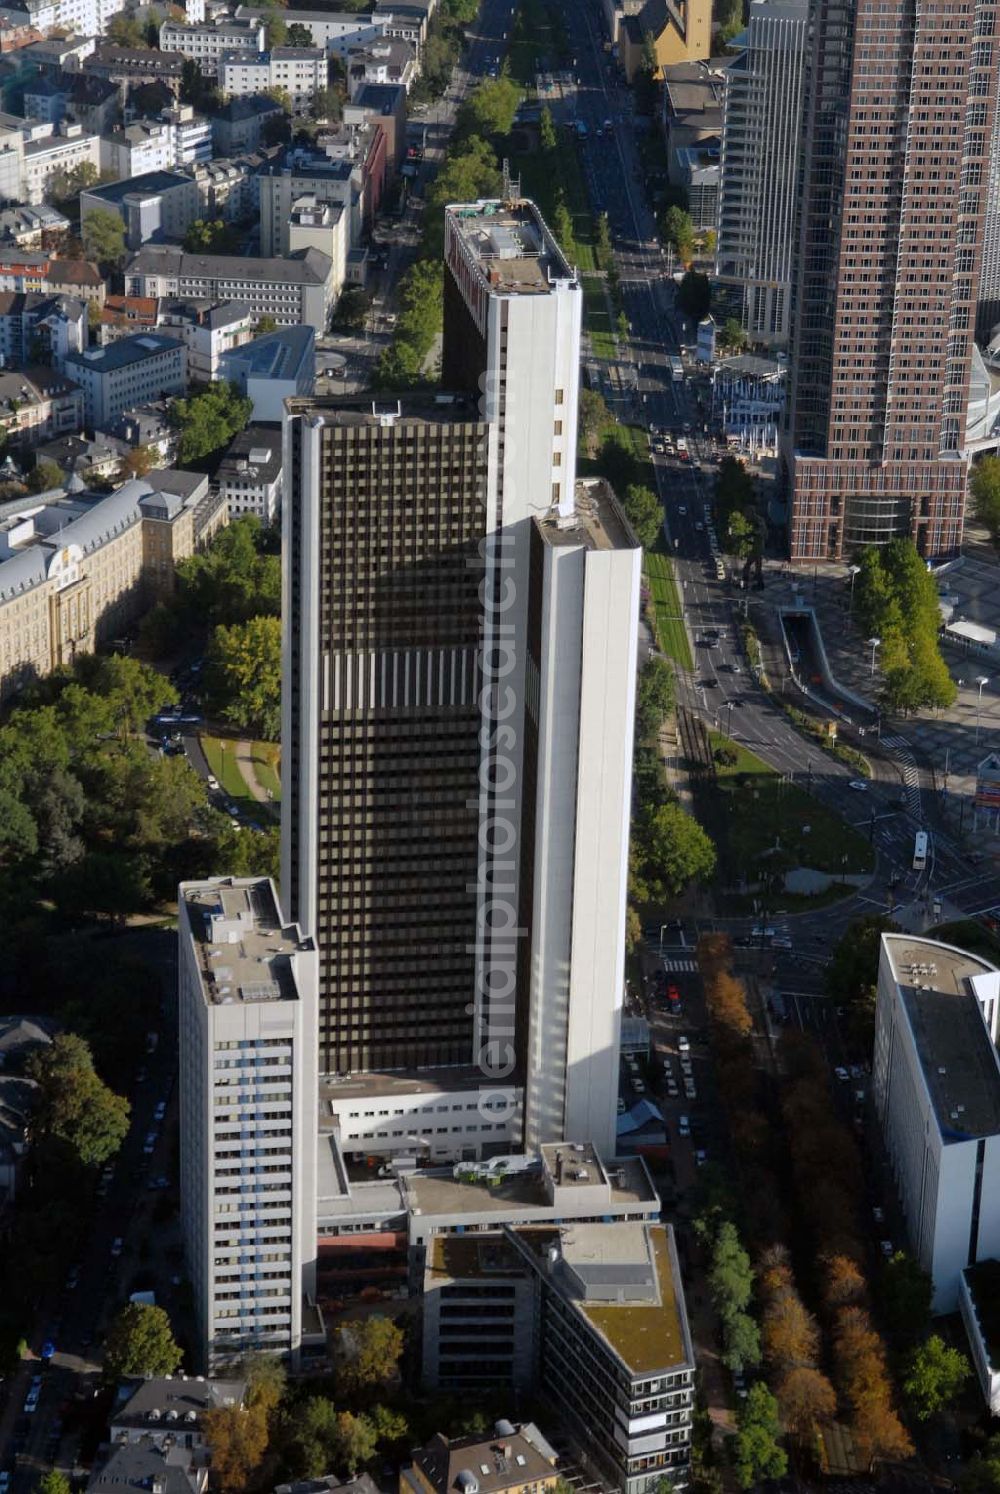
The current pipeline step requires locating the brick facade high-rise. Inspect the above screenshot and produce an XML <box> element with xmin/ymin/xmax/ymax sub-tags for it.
<box><xmin>785</xmin><ymin>0</ymin><xmax>1000</xmax><ymax>560</ymax></box>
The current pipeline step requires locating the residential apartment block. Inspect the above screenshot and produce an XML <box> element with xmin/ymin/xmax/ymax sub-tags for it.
<box><xmin>159</xmin><ymin>16</ymin><xmax>267</xmax><ymax>74</ymax></box>
<box><xmin>178</xmin><ymin>876</ymin><xmax>321</xmax><ymax>1369</ymax></box>
<box><xmin>873</xmin><ymin>933</ymin><xmax>1000</xmax><ymax>1311</ymax></box>
<box><xmin>219</xmin><ymin>47</ymin><xmax>328</xmax><ymax>113</ymax></box>
<box><xmin>0</xmin><ymin>470</ymin><xmax>223</xmax><ymax>702</ymax></box>
<box><xmin>125</xmin><ymin>245</ymin><xmax>336</xmax><ymax>332</ymax></box>
<box><xmin>0</xmin><ymin>291</ymin><xmax>85</xmax><ymax>372</ymax></box>
<box><xmin>216</xmin><ymin>425</ymin><xmax>282</xmax><ymax>525</ymax></box>
<box><xmin>402</xmin><ymin>1424</ymin><xmax>560</xmax><ymax>1494</ymax></box>
<box><xmin>235</xmin><ymin>4</ymin><xmax>384</xmax><ymax>57</ymax></box>
<box><xmin>158</xmin><ymin>298</ymin><xmax>257</xmax><ymax>381</ymax></box>
<box><xmin>23</xmin><ymin>124</ymin><xmax>100</xmax><ymax>206</ymax></box>
<box><xmin>784</xmin><ymin>0</ymin><xmax>1000</xmax><ymax>559</ymax></box>
<box><xmin>64</xmin><ymin>333</ymin><xmax>186</xmax><ymax>431</ymax></box>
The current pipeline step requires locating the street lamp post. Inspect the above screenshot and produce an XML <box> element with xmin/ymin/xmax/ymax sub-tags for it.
<box><xmin>848</xmin><ymin>563</ymin><xmax>860</xmax><ymax>615</ymax></box>
<box><xmin>976</xmin><ymin>676</ymin><xmax>989</xmax><ymax>744</ymax></box>
<box><xmin>868</xmin><ymin>636</ymin><xmax>881</xmax><ymax>677</ymax></box>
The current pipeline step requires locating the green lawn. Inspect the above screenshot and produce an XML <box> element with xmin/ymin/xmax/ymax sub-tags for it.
<box><xmin>511</xmin><ymin>137</ymin><xmax>598</xmax><ymax>272</ymax></box>
<box><xmin>707</xmin><ymin>730</ymin><xmax>875</xmax><ymax>878</ymax></box>
<box><xmin>249</xmin><ymin>743</ymin><xmax>281</xmax><ymax>801</ymax></box>
<box><xmin>581</xmin><ymin>274</ymin><xmax>616</xmax><ymax>359</ymax></box>
<box><xmin>507</xmin><ymin>0</ymin><xmax>565</xmax><ymax>85</ymax></box>
<box><xmin>645</xmin><ymin>552</ymin><xmax>693</xmax><ymax>671</ymax></box>
<box><xmin>200</xmin><ymin>734</ymin><xmax>254</xmax><ymax>801</ymax></box>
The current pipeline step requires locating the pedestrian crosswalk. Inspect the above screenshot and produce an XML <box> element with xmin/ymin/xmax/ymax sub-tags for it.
<box><xmin>880</xmin><ymin>732</ymin><xmax>923</xmax><ymax>817</ymax></box>
<box><xmin>661</xmin><ymin>955</ymin><xmax>697</xmax><ymax>971</ymax></box>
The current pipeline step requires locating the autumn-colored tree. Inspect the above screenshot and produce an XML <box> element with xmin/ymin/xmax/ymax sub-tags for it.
<box><xmin>202</xmin><ymin>1402</ymin><xmax>270</xmax><ymax>1493</ymax></box>
<box><xmin>821</xmin><ymin>1252</ymin><xmax>867</xmax><ymax>1310</ymax></box>
<box><xmin>775</xmin><ymin>1365</ymin><xmax>837</xmax><ymax>1440</ymax></box>
<box><xmin>335</xmin><ymin>1315</ymin><xmax>404</xmax><ymax>1396</ymax></box>
<box><xmin>833</xmin><ymin>1306</ymin><xmax>913</xmax><ymax>1461</ymax></box>
<box><xmin>118</xmin><ymin>446</ymin><xmax>155</xmax><ymax>482</ymax></box>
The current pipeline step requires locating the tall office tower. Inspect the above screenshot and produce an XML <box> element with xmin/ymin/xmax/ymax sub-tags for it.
<box><xmin>715</xmin><ymin>0</ymin><xmax>808</xmax><ymax>346</ymax></box>
<box><xmin>282</xmin><ymin>395</ymin><xmax>489</xmax><ymax>1075</ymax></box>
<box><xmin>283</xmin><ymin>198</ymin><xmax>640</xmax><ymax>1159</ymax></box>
<box><xmin>978</xmin><ymin>81</ymin><xmax>1000</xmax><ymax>337</ymax></box>
<box><xmin>784</xmin><ymin>0</ymin><xmax>1000</xmax><ymax>560</ymax></box>
<box><xmin>178</xmin><ymin>876</ymin><xmax>319</xmax><ymax>1369</ymax></box>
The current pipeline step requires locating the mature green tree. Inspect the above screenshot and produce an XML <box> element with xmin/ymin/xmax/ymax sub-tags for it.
<box><xmin>721</xmin><ymin>1311</ymin><xmax>762</xmax><ymax>1374</ymax></box>
<box><xmin>106</xmin><ymin>11</ymin><xmax>148</xmax><ymax>46</ymax></box>
<box><xmin>369</xmin><ymin>1404</ymin><xmax>408</xmax><ymax>1451</ymax></box>
<box><xmin>596</xmin><ymin>211</ymin><xmax>613</xmax><ymax>265</ymax></box>
<box><xmin>732</xmin><ymin>1384</ymin><xmax>787</xmax><ymax>1489</ymax></box>
<box><xmin>539</xmin><ymin>104</ymin><xmax>557</xmax><ymax>152</ymax></box>
<box><xmin>335</xmin><ymin>1315</ymin><xmax>404</xmax><ymax>1395</ymax></box>
<box><xmin>37</xmin><ymin>1473</ymin><xmax>71</xmax><ymax>1494</ymax></box>
<box><xmin>202</xmin><ymin>1401</ymin><xmax>269</xmax><ymax>1493</ymax></box>
<box><xmin>443</xmin><ymin>0</ymin><xmax>478</xmax><ymax>21</ymax></box>
<box><xmin>456</xmin><ymin>77</ymin><xmax>520</xmax><ymax>140</ymax></box>
<box><xmin>27</xmin><ymin>1033</ymin><xmax>130</xmax><ymax>1166</ymax></box>
<box><xmin>334</xmin><ymin>286</ymin><xmax>372</xmax><ymax>331</ymax></box>
<box><xmin>286</xmin><ymin>20</ymin><xmax>312</xmax><ymax>42</ymax></box>
<box><xmin>718</xmin><ymin>317</ymin><xmax>748</xmax><ymax>353</ymax></box>
<box><xmin>971</xmin><ymin>456</ymin><xmax>1000</xmax><ymax>544</ymax></box>
<box><xmin>103</xmin><ymin>1302</ymin><xmax>182</xmax><ymax>1380</ymax></box>
<box><xmin>334</xmin><ymin>1411</ymin><xmax>377</xmax><ymax>1475</ymax></box>
<box><xmin>880</xmin><ymin>1251</ymin><xmax>933</xmax><ymax>1349</ymax></box>
<box><xmin>183</xmin><ymin>218</ymin><xmax>237</xmax><ymax>253</ymax></box>
<box><xmin>662</xmin><ymin>205</ymin><xmax>695</xmax><ymax>264</ymax></box>
<box><xmin>709</xmin><ymin>1220</ymin><xmax>754</xmax><ymax>1317</ymax></box>
<box><xmin>623</xmin><ymin>483</ymin><xmax>663</xmax><ymax>549</ymax></box>
<box><xmin>578</xmin><ymin>386</ymin><xmax>610</xmax><ymax>452</ymax></box>
<box><xmin>173</xmin><ymin>515</ymin><xmax>280</xmax><ymax>627</ymax></box>
<box><xmin>727</xmin><ymin>509</ymin><xmax>756</xmax><ymax>560</ymax></box>
<box><xmin>82</xmin><ymin>208</ymin><xmax>126</xmax><ymax>268</ymax></box>
<box><xmin>27</xmin><ymin>459</ymin><xmax>64</xmax><ymax>494</ymax></box>
<box><xmin>677</xmin><ymin>269</ymin><xmax>711</xmax><ymax>321</ymax></box>
<box><xmin>207</xmin><ymin>616</ymin><xmax>282</xmax><ymax>740</ymax></box>
<box><xmin>170</xmin><ymin>383</ymin><xmax>253</xmax><ymax>463</ymax></box>
<box><xmin>282</xmin><ymin>1396</ymin><xmax>340</xmax><ymax>1479</ymax></box>
<box><xmin>632</xmin><ymin>801</ymin><xmax>716</xmax><ymax>904</ymax></box>
<box><xmin>636</xmin><ymin>656</ymin><xmax>675</xmax><ymax>741</ymax></box>
<box><xmin>75</xmin><ymin>653</ymin><xmax>175</xmax><ymax>738</ymax></box>
<box><xmin>826</xmin><ymin>915</ymin><xmax>899</xmax><ymax>1047</ymax></box>
<box><xmin>309</xmin><ymin>85</ymin><xmax>342</xmax><ymax>121</ymax></box>
<box><xmin>902</xmin><ymin>1334</ymin><xmax>970</xmax><ymax>1420</ymax></box>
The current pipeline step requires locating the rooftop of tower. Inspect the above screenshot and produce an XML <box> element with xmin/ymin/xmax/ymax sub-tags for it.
<box><xmin>446</xmin><ymin>197</ymin><xmax>576</xmax><ymax>295</ymax></box>
<box><xmin>181</xmin><ymin>877</ymin><xmax>312</xmax><ymax>1006</ymax></box>
<box><xmin>536</xmin><ymin>477</ymin><xmax>639</xmax><ymax>552</ymax></box>
<box><xmin>283</xmin><ymin>392</ymin><xmax>484</xmax><ymax>426</ymax></box>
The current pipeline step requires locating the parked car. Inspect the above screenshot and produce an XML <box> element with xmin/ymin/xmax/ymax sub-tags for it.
<box><xmin>678</xmin><ymin>1114</ymin><xmax>690</xmax><ymax>1137</ymax></box>
<box><xmin>111</xmin><ymin>1237</ymin><xmax>124</xmax><ymax>1257</ymax></box>
<box><xmin>207</xmin><ymin>775</ymin><xmax>219</xmax><ymax>791</ymax></box>
<box><xmin>880</xmin><ymin>1239</ymin><xmax>894</xmax><ymax>1259</ymax></box>
<box><xmin>677</xmin><ymin>1035</ymin><xmax>690</xmax><ymax>1052</ymax></box>
<box><xmin>154</xmin><ymin>1100</ymin><xmax>167</xmax><ymax>1122</ymax></box>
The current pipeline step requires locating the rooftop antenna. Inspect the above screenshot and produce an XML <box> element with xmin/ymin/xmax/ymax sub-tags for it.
<box><xmin>501</xmin><ymin>157</ymin><xmax>520</xmax><ymax>207</ymax></box>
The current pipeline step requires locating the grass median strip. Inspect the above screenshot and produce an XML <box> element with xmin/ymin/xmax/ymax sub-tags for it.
<box><xmin>200</xmin><ymin>734</ymin><xmax>253</xmax><ymax>801</ymax></box>
<box><xmin>645</xmin><ymin>552</ymin><xmax>693</xmax><ymax>672</ymax></box>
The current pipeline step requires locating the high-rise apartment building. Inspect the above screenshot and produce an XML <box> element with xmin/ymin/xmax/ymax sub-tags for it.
<box><xmin>715</xmin><ymin>0</ymin><xmax>808</xmax><ymax>346</ymax></box>
<box><xmin>178</xmin><ymin>876</ymin><xmax>320</xmax><ymax>1369</ymax></box>
<box><xmin>785</xmin><ymin>0</ymin><xmax>1000</xmax><ymax>560</ymax></box>
<box><xmin>283</xmin><ymin>198</ymin><xmax>640</xmax><ymax>1159</ymax></box>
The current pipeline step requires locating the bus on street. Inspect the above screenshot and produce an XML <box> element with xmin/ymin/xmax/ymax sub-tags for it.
<box><xmin>913</xmin><ymin>830</ymin><xmax>928</xmax><ymax>870</ymax></box>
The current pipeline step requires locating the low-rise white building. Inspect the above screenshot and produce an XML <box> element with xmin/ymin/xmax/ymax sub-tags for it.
<box><xmin>216</xmin><ymin>425</ymin><xmax>282</xmax><ymax>524</ymax></box>
<box><xmin>235</xmin><ymin>4</ymin><xmax>384</xmax><ymax>56</ymax></box>
<box><xmin>64</xmin><ymin>333</ymin><xmax>186</xmax><ymax>431</ymax></box>
<box><xmin>158</xmin><ymin>298</ymin><xmax>257</xmax><ymax>381</ymax></box>
<box><xmin>178</xmin><ymin>876</ymin><xmax>321</xmax><ymax>1370</ymax></box>
<box><xmin>80</xmin><ymin>171</ymin><xmax>202</xmax><ymax>251</ymax></box>
<box><xmin>159</xmin><ymin>16</ymin><xmax>267</xmax><ymax>73</ymax></box>
<box><xmin>126</xmin><ymin>245</ymin><xmax>336</xmax><ymax>332</ymax></box>
<box><xmin>23</xmin><ymin>125</ymin><xmax>101</xmax><ymax>207</ymax></box>
<box><xmin>216</xmin><ymin>324</ymin><xmax>315</xmax><ymax>421</ymax></box>
<box><xmin>872</xmin><ymin>933</ymin><xmax>1000</xmax><ymax>1312</ymax></box>
<box><xmin>220</xmin><ymin>47</ymin><xmax>328</xmax><ymax>113</ymax></box>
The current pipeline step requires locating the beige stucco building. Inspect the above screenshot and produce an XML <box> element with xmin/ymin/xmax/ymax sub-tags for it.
<box><xmin>0</xmin><ymin>468</ymin><xmax>226</xmax><ymax>701</ymax></box>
